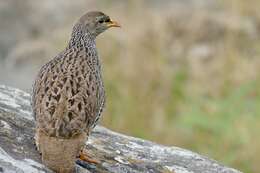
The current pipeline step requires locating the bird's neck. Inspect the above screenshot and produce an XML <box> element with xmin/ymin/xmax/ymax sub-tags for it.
<box><xmin>67</xmin><ymin>23</ymin><xmax>96</xmax><ymax>50</ymax></box>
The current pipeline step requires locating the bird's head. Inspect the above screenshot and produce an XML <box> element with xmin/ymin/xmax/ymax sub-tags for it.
<box><xmin>77</xmin><ymin>11</ymin><xmax>120</xmax><ymax>37</ymax></box>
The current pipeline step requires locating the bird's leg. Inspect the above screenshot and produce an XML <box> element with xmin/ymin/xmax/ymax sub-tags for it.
<box><xmin>78</xmin><ymin>149</ymin><xmax>99</xmax><ymax>164</ymax></box>
<box><xmin>34</xmin><ymin>130</ymin><xmax>42</xmax><ymax>155</ymax></box>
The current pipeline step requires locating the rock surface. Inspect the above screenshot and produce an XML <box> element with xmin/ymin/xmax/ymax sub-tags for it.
<box><xmin>0</xmin><ymin>85</ymin><xmax>242</xmax><ymax>173</ymax></box>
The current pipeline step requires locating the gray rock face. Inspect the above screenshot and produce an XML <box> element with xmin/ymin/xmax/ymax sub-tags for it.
<box><xmin>0</xmin><ymin>85</ymin><xmax>242</xmax><ymax>173</ymax></box>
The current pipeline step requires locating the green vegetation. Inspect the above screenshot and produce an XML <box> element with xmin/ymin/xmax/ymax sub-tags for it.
<box><xmin>97</xmin><ymin>1</ymin><xmax>260</xmax><ymax>172</ymax></box>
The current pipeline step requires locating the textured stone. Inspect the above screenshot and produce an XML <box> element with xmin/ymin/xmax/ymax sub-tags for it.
<box><xmin>0</xmin><ymin>85</ymin><xmax>242</xmax><ymax>173</ymax></box>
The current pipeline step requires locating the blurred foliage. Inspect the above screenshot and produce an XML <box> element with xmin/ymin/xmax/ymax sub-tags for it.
<box><xmin>99</xmin><ymin>1</ymin><xmax>260</xmax><ymax>173</ymax></box>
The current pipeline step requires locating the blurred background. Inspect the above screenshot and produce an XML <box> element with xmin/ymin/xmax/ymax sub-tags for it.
<box><xmin>0</xmin><ymin>0</ymin><xmax>259</xmax><ymax>172</ymax></box>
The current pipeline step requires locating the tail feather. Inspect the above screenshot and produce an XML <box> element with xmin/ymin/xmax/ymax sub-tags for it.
<box><xmin>36</xmin><ymin>130</ymin><xmax>86</xmax><ymax>173</ymax></box>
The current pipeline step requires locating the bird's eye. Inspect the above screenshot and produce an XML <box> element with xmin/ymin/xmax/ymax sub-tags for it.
<box><xmin>98</xmin><ymin>19</ymin><xmax>104</xmax><ymax>24</ymax></box>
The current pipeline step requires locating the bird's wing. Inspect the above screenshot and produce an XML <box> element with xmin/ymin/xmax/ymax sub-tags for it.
<box><xmin>32</xmin><ymin>48</ymin><xmax>104</xmax><ymax>138</ymax></box>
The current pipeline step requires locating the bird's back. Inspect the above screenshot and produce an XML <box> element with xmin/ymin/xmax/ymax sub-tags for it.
<box><xmin>32</xmin><ymin>45</ymin><xmax>105</xmax><ymax>138</ymax></box>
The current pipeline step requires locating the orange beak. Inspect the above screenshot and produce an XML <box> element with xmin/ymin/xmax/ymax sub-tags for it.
<box><xmin>107</xmin><ymin>20</ymin><xmax>121</xmax><ymax>28</ymax></box>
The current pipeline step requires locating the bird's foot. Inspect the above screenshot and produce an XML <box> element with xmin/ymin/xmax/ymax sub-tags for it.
<box><xmin>77</xmin><ymin>149</ymin><xmax>99</xmax><ymax>164</ymax></box>
<box><xmin>33</xmin><ymin>143</ymin><xmax>42</xmax><ymax>155</ymax></box>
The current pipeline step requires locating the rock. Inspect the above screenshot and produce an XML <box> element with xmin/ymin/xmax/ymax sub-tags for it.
<box><xmin>0</xmin><ymin>85</ymin><xmax>242</xmax><ymax>173</ymax></box>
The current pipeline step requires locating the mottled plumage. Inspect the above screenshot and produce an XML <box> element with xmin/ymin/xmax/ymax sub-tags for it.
<box><xmin>31</xmin><ymin>11</ymin><xmax>120</xmax><ymax>173</ymax></box>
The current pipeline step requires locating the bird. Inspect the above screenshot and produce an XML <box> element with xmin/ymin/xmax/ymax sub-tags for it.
<box><xmin>31</xmin><ymin>11</ymin><xmax>120</xmax><ymax>173</ymax></box>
